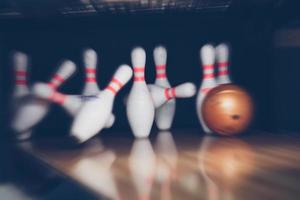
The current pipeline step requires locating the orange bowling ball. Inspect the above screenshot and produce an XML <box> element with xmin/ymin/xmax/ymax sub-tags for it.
<box><xmin>201</xmin><ymin>84</ymin><xmax>254</xmax><ymax>136</ymax></box>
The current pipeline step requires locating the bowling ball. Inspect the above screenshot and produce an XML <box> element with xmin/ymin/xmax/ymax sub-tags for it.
<box><xmin>201</xmin><ymin>84</ymin><xmax>254</xmax><ymax>136</ymax></box>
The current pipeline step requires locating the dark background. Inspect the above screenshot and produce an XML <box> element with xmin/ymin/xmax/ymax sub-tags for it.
<box><xmin>1</xmin><ymin>0</ymin><xmax>300</xmax><ymax>138</ymax></box>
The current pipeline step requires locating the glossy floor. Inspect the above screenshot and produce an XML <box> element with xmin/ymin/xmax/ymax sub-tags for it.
<box><xmin>18</xmin><ymin>131</ymin><xmax>300</xmax><ymax>200</ymax></box>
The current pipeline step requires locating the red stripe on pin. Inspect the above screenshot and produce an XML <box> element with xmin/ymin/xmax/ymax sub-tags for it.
<box><xmin>134</xmin><ymin>67</ymin><xmax>145</xmax><ymax>73</ymax></box>
<box><xmin>218</xmin><ymin>70</ymin><xmax>229</xmax><ymax>76</ymax></box>
<box><xmin>107</xmin><ymin>85</ymin><xmax>117</xmax><ymax>94</ymax></box>
<box><xmin>201</xmin><ymin>88</ymin><xmax>211</xmax><ymax>94</ymax></box>
<box><xmin>53</xmin><ymin>75</ymin><xmax>64</xmax><ymax>82</ymax></box>
<box><xmin>15</xmin><ymin>80</ymin><xmax>27</xmax><ymax>85</ymax></box>
<box><xmin>203</xmin><ymin>73</ymin><xmax>214</xmax><ymax>79</ymax></box>
<box><xmin>48</xmin><ymin>82</ymin><xmax>56</xmax><ymax>89</ymax></box>
<box><xmin>85</xmin><ymin>68</ymin><xmax>96</xmax><ymax>73</ymax></box>
<box><xmin>170</xmin><ymin>88</ymin><xmax>176</xmax><ymax>98</ymax></box>
<box><xmin>112</xmin><ymin>78</ymin><xmax>123</xmax><ymax>88</ymax></box>
<box><xmin>134</xmin><ymin>76</ymin><xmax>145</xmax><ymax>81</ymax></box>
<box><xmin>15</xmin><ymin>71</ymin><xmax>27</xmax><ymax>76</ymax></box>
<box><xmin>156</xmin><ymin>74</ymin><xmax>166</xmax><ymax>79</ymax></box>
<box><xmin>218</xmin><ymin>62</ymin><xmax>229</xmax><ymax>67</ymax></box>
<box><xmin>156</xmin><ymin>65</ymin><xmax>166</xmax><ymax>70</ymax></box>
<box><xmin>203</xmin><ymin>65</ymin><xmax>214</xmax><ymax>70</ymax></box>
<box><xmin>164</xmin><ymin>89</ymin><xmax>171</xmax><ymax>100</ymax></box>
<box><xmin>86</xmin><ymin>77</ymin><xmax>96</xmax><ymax>82</ymax></box>
<box><xmin>51</xmin><ymin>92</ymin><xmax>65</xmax><ymax>104</ymax></box>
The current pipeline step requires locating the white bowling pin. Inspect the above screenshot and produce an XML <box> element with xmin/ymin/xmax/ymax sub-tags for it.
<box><xmin>153</xmin><ymin>46</ymin><xmax>176</xmax><ymax>130</ymax></box>
<box><xmin>127</xmin><ymin>47</ymin><xmax>155</xmax><ymax>138</ymax></box>
<box><xmin>129</xmin><ymin>139</ymin><xmax>156</xmax><ymax>200</ymax></box>
<box><xmin>196</xmin><ymin>44</ymin><xmax>217</xmax><ymax>134</ymax></box>
<box><xmin>12</xmin><ymin>51</ymin><xmax>30</xmax><ymax>98</ymax></box>
<box><xmin>71</xmin><ymin>64</ymin><xmax>133</xmax><ymax>143</ymax></box>
<box><xmin>148</xmin><ymin>82</ymin><xmax>196</xmax><ymax>108</ymax></box>
<box><xmin>82</xmin><ymin>48</ymin><xmax>100</xmax><ymax>95</ymax></box>
<box><xmin>215</xmin><ymin>43</ymin><xmax>231</xmax><ymax>85</ymax></box>
<box><xmin>11</xmin><ymin>60</ymin><xmax>76</xmax><ymax>137</ymax></box>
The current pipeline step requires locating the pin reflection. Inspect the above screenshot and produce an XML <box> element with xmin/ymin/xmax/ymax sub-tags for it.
<box><xmin>154</xmin><ymin>131</ymin><xmax>178</xmax><ymax>200</ymax></box>
<box><xmin>71</xmin><ymin>146</ymin><xmax>118</xmax><ymax>199</ymax></box>
<box><xmin>198</xmin><ymin>136</ymin><xmax>256</xmax><ymax>200</ymax></box>
<box><xmin>129</xmin><ymin>139</ymin><xmax>156</xmax><ymax>200</ymax></box>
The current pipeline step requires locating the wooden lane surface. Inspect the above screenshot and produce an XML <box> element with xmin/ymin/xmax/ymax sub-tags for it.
<box><xmin>17</xmin><ymin>130</ymin><xmax>300</xmax><ymax>200</ymax></box>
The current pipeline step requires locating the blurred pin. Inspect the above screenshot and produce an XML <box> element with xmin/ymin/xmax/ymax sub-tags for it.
<box><xmin>11</xmin><ymin>60</ymin><xmax>76</xmax><ymax>139</ymax></box>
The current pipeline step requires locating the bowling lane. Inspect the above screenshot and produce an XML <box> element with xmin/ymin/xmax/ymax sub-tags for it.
<box><xmin>16</xmin><ymin>131</ymin><xmax>300</xmax><ymax>200</ymax></box>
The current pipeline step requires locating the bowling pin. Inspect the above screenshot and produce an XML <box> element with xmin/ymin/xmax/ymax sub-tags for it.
<box><xmin>215</xmin><ymin>43</ymin><xmax>231</xmax><ymax>85</ymax></box>
<box><xmin>153</xmin><ymin>46</ymin><xmax>176</xmax><ymax>130</ymax></box>
<box><xmin>148</xmin><ymin>82</ymin><xmax>196</xmax><ymax>108</ymax></box>
<box><xmin>196</xmin><ymin>44</ymin><xmax>217</xmax><ymax>134</ymax></box>
<box><xmin>82</xmin><ymin>48</ymin><xmax>101</xmax><ymax>95</ymax></box>
<box><xmin>32</xmin><ymin>83</ymin><xmax>115</xmax><ymax>128</ymax></box>
<box><xmin>71</xmin><ymin>64</ymin><xmax>133</xmax><ymax>143</ymax></box>
<box><xmin>127</xmin><ymin>47</ymin><xmax>155</xmax><ymax>138</ymax></box>
<box><xmin>11</xmin><ymin>60</ymin><xmax>76</xmax><ymax>138</ymax></box>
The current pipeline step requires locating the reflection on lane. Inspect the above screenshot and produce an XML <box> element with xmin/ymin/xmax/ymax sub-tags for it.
<box><xmin>154</xmin><ymin>131</ymin><xmax>178</xmax><ymax>200</ymax></box>
<box><xmin>19</xmin><ymin>132</ymin><xmax>300</xmax><ymax>200</ymax></box>
<box><xmin>198</xmin><ymin>136</ymin><xmax>255</xmax><ymax>200</ymax></box>
<box><xmin>71</xmin><ymin>149</ymin><xmax>118</xmax><ymax>199</ymax></box>
<box><xmin>129</xmin><ymin>138</ymin><xmax>156</xmax><ymax>200</ymax></box>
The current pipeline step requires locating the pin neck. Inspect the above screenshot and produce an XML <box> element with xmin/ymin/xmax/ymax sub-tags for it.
<box><xmin>105</xmin><ymin>78</ymin><xmax>123</xmax><ymax>95</ymax></box>
<box><xmin>85</xmin><ymin>67</ymin><xmax>97</xmax><ymax>82</ymax></box>
<box><xmin>133</xmin><ymin>67</ymin><xmax>145</xmax><ymax>82</ymax></box>
<box><xmin>155</xmin><ymin>64</ymin><xmax>167</xmax><ymax>79</ymax></box>
<box><xmin>164</xmin><ymin>88</ymin><xmax>176</xmax><ymax>100</ymax></box>
<box><xmin>218</xmin><ymin>70</ymin><xmax>229</xmax><ymax>76</ymax></box>
<box><xmin>217</xmin><ymin>62</ymin><xmax>229</xmax><ymax>77</ymax></box>
<box><xmin>202</xmin><ymin>64</ymin><xmax>215</xmax><ymax>80</ymax></box>
<box><xmin>218</xmin><ymin>62</ymin><xmax>229</xmax><ymax>67</ymax></box>
<box><xmin>15</xmin><ymin>70</ymin><xmax>27</xmax><ymax>85</ymax></box>
<box><xmin>15</xmin><ymin>80</ymin><xmax>27</xmax><ymax>85</ymax></box>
